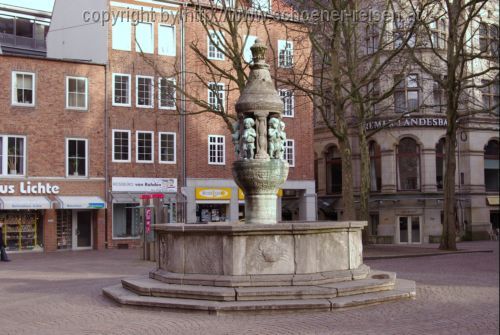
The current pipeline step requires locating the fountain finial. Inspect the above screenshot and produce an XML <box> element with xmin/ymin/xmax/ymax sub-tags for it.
<box><xmin>251</xmin><ymin>39</ymin><xmax>267</xmax><ymax>64</ymax></box>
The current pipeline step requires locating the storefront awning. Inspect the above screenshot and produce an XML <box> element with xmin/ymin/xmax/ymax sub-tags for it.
<box><xmin>55</xmin><ymin>196</ymin><xmax>106</xmax><ymax>209</ymax></box>
<box><xmin>111</xmin><ymin>192</ymin><xmax>141</xmax><ymax>204</ymax></box>
<box><xmin>487</xmin><ymin>196</ymin><xmax>500</xmax><ymax>206</ymax></box>
<box><xmin>0</xmin><ymin>196</ymin><xmax>52</xmax><ymax>210</ymax></box>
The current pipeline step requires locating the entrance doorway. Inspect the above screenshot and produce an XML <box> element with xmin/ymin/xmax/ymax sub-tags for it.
<box><xmin>397</xmin><ymin>216</ymin><xmax>421</xmax><ymax>244</ymax></box>
<box><xmin>73</xmin><ymin>211</ymin><xmax>92</xmax><ymax>249</ymax></box>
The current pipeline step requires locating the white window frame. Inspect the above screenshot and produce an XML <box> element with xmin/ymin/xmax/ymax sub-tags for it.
<box><xmin>284</xmin><ymin>139</ymin><xmax>295</xmax><ymax>167</ymax></box>
<box><xmin>112</xmin><ymin>73</ymin><xmax>131</xmax><ymax>107</ymax></box>
<box><xmin>208</xmin><ymin>135</ymin><xmax>225</xmax><ymax>165</ymax></box>
<box><xmin>65</xmin><ymin>138</ymin><xmax>88</xmax><ymax>178</ymax></box>
<box><xmin>278</xmin><ymin>40</ymin><xmax>293</xmax><ymax>68</ymax></box>
<box><xmin>112</xmin><ymin>19</ymin><xmax>132</xmax><ymax>51</ymax></box>
<box><xmin>207</xmin><ymin>30</ymin><xmax>225</xmax><ymax>60</ymax></box>
<box><xmin>136</xmin><ymin>131</ymin><xmax>154</xmax><ymax>163</ymax></box>
<box><xmin>112</xmin><ymin>129</ymin><xmax>131</xmax><ymax>163</ymax></box>
<box><xmin>208</xmin><ymin>82</ymin><xmax>225</xmax><ymax>111</ymax></box>
<box><xmin>279</xmin><ymin>89</ymin><xmax>295</xmax><ymax>117</ymax></box>
<box><xmin>158</xmin><ymin>24</ymin><xmax>176</xmax><ymax>56</ymax></box>
<box><xmin>135</xmin><ymin>21</ymin><xmax>154</xmax><ymax>54</ymax></box>
<box><xmin>158</xmin><ymin>77</ymin><xmax>176</xmax><ymax>110</ymax></box>
<box><xmin>136</xmin><ymin>75</ymin><xmax>155</xmax><ymax>108</ymax></box>
<box><xmin>0</xmin><ymin>135</ymin><xmax>27</xmax><ymax>177</ymax></box>
<box><xmin>66</xmin><ymin>76</ymin><xmax>88</xmax><ymax>110</ymax></box>
<box><xmin>11</xmin><ymin>71</ymin><xmax>35</xmax><ymax>107</ymax></box>
<box><xmin>251</xmin><ymin>0</ymin><xmax>271</xmax><ymax>12</ymax></box>
<box><xmin>158</xmin><ymin>132</ymin><xmax>176</xmax><ymax>164</ymax></box>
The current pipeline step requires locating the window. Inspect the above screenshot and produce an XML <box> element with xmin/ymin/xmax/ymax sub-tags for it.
<box><xmin>112</xmin><ymin>130</ymin><xmax>131</xmax><ymax>163</ymax></box>
<box><xmin>136</xmin><ymin>131</ymin><xmax>154</xmax><ymax>163</ymax></box>
<box><xmin>112</xmin><ymin>19</ymin><xmax>131</xmax><ymax>51</ymax></box>
<box><xmin>136</xmin><ymin>76</ymin><xmax>154</xmax><ymax>108</ymax></box>
<box><xmin>369</xmin><ymin>141</ymin><xmax>381</xmax><ymax>192</ymax></box>
<box><xmin>479</xmin><ymin>23</ymin><xmax>499</xmax><ymax>57</ymax></box>
<box><xmin>0</xmin><ymin>15</ymin><xmax>14</xmax><ymax>34</ymax></box>
<box><xmin>159</xmin><ymin>132</ymin><xmax>176</xmax><ymax>164</ymax></box>
<box><xmin>284</xmin><ymin>139</ymin><xmax>295</xmax><ymax>167</ymax></box>
<box><xmin>135</xmin><ymin>22</ymin><xmax>154</xmax><ymax>54</ymax></box>
<box><xmin>326</xmin><ymin>146</ymin><xmax>341</xmax><ymax>194</ymax></box>
<box><xmin>0</xmin><ymin>135</ymin><xmax>25</xmax><ymax>176</ymax></box>
<box><xmin>159</xmin><ymin>78</ymin><xmax>176</xmax><ymax>109</ymax></box>
<box><xmin>397</xmin><ymin>138</ymin><xmax>420</xmax><ymax>191</ymax></box>
<box><xmin>481</xmin><ymin>79</ymin><xmax>499</xmax><ymax>115</ymax></box>
<box><xmin>436</xmin><ymin>138</ymin><xmax>446</xmax><ymax>190</ymax></box>
<box><xmin>369</xmin><ymin>213</ymin><xmax>379</xmax><ymax>236</ymax></box>
<box><xmin>159</xmin><ymin>25</ymin><xmax>176</xmax><ymax>56</ymax></box>
<box><xmin>251</xmin><ymin>0</ymin><xmax>270</xmax><ymax>12</ymax></box>
<box><xmin>208</xmin><ymin>30</ymin><xmax>224</xmax><ymax>60</ymax></box>
<box><xmin>112</xmin><ymin>203</ymin><xmax>140</xmax><ymax>238</ymax></box>
<box><xmin>66</xmin><ymin>139</ymin><xmax>87</xmax><ymax>177</ymax></box>
<box><xmin>279</xmin><ymin>89</ymin><xmax>294</xmax><ymax>117</ymax></box>
<box><xmin>112</xmin><ymin>74</ymin><xmax>131</xmax><ymax>106</ymax></box>
<box><xmin>394</xmin><ymin>74</ymin><xmax>419</xmax><ymax>113</ymax></box>
<box><xmin>393</xmin><ymin>16</ymin><xmax>415</xmax><ymax>48</ymax></box>
<box><xmin>243</xmin><ymin>35</ymin><xmax>257</xmax><ymax>63</ymax></box>
<box><xmin>484</xmin><ymin>140</ymin><xmax>499</xmax><ymax>192</ymax></box>
<box><xmin>12</xmin><ymin>72</ymin><xmax>35</xmax><ymax>106</ymax></box>
<box><xmin>208</xmin><ymin>82</ymin><xmax>225</xmax><ymax>111</ymax></box>
<box><xmin>429</xmin><ymin>19</ymin><xmax>446</xmax><ymax>49</ymax></box>
<box><xmin>278</xmin><ymin>40</ymin><xmax>293</xmax><ymax>68</ymax></box>
<box><xmin>366</xmin><ymin>24</ymin><xmax>379</xmax><ymax>54</ymax></box>
<box><xmin>208</xmin><ymin>135</ymin><xmax>225</xmax><ymax>165</ymax></box>
<box><xmin>66</xmin><ymin>77</ymin><xmax>88</xmax><ymax>110</ymax></box>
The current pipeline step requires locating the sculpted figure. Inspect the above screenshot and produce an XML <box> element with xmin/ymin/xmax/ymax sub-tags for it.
<box><xmin>268</xmin><ymin>117</ymin><xmax>280</xmax><ymax>159</ymax></box>
<box><xmin>242</xmin><ymin>118</ymin><xmax>257</xmax><ymax>159</ymax></box>
<box><xmin>231</xmin><ymin>121</ymin><xmax>240</xmax><ymax>158</ymax></box>
<box><xmin>278</xmin><ymin>120</ymin><xmax>287</xmax><ymax>160</ymax></box>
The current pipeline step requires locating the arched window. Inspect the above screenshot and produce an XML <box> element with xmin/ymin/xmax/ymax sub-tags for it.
<box><xmin>397</xmin><ymin>138</ymin><xmax>421</xmax><ymax>191</ymax></box>
<box><xmin>484</xmin><ymin>140</ymin><xmax>499</xmax><ymax>192</ymax></box>
<box><xmin>369</xmin><ymin>141</ymin><xmax>381</xmax><ymax>192</ymax></box>
<box><xmin>436</xmin><ymin>138</ymin><xmax>446</xmax><ymax>190</ymax></box>
<box><xmin>326</xmin><ymin>146</ymin><xmax>342</xmax><ymax>194</ymax></box>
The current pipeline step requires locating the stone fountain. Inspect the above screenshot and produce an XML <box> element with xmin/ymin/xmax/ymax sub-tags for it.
<box><xmin>103</xmin><ymin>40</ymin><xmax>415</xmax><ymax>314</ymax></box>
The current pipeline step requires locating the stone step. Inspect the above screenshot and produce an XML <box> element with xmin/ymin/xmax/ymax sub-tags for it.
<box><xmin>102</xmin><ymin>278</ymin><xmax>415</xmax><ymax>314</ymax></box>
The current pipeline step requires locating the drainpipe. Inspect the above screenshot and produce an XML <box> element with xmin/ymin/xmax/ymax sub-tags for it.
<box><xmin>180</xmin><ymin>3</ymin><xmax>187</xmax><ymax>223</ymax></box>
<box><xmin>104</xmin><ymin>63</ymin><xmax>110</xmax><ymax>246</ymax></box>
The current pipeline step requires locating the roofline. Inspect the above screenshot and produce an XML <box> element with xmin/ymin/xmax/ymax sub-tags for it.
<box><xmin>0</xmin><ymin>4</ymin><xmax>52</xmax><ymax>18</ymax></box>
<box><xmin>0</xmin><ymin>53</ymin><xmax>106</xmax><ymax>66</ymax></box>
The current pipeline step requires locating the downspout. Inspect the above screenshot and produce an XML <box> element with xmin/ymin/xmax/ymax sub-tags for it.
<box><xmin>180</xmin><ymin>3</ymin><xmax>187</xmax><ymax>223</ymax></box>
<box><xmin>104</xmin><ymin>64</ymin><xmax>110</xmax><ymax>246</ymax></box>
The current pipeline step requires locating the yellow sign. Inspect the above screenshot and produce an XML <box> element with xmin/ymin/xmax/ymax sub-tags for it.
<box><xmin>196</xmin><ymin>188</ymin><xmax>232</xmax><ymax>200</ymax></box>
<box><xmin>238</xmin><ymin>188</ymin><xmax>283</xmax><ymax>200</ymax></box>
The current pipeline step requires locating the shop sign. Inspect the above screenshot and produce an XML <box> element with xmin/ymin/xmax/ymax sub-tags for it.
<box><xmin>145</xmin><ymin>207</ymin><xmax>152</xmax><ymax>234</ymax></box>
<box><xmin>238</xmin><ymin>188</ymin><xmax>283</xmax><ymax>200</ymax></box>
<box><xmin>112</xmin><ymin>177</ymin><xmax>177</xmax><ymax>193</ymax></box>
<box><xmin>366</xmin><ymin>117</ymin><xmax>448</xmax><ymax>131</ymax></box>
<box><xmin>0</xmin><ymin>181</ymin><xmax>60</xmax><ymax>195</ymax></box>
<box><xmin>196</xmin><ymin>188</ymin><xmax>232</xmax><ymax>200</ymax></box>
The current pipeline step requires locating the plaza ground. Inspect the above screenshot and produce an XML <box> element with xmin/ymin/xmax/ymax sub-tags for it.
<box><xmin>0</xmin><ymin>241</ymin><xmax>498</xmax><ymax>335</ymax></box>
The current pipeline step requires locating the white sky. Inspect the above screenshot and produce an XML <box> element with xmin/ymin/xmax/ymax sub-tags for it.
<box><xmin>0</xmin><ymin>0</ymin><xmax>54</xmax><ymax>11</ymax></box>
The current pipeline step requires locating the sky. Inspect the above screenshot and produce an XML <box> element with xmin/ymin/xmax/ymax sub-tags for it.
<box><xmin>0</xmin><ymin>0</ymin><xmax>54</xmax><ymax>11</ymax></box>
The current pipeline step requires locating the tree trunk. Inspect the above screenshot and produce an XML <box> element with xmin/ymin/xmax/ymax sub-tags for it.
<box><xmin>339</xmin><ymin>136</ymin><xmax>355</xmax><ymax>220</ymax></box>
<box><xmin>358</xmin><ymin>127</ymin><xmax>371</xmax><ymax>241</ymax></box>
<box><xmin>440</xmin><ymin>116</ymin><xmax>457</xmax><ymax>251</ymax></box>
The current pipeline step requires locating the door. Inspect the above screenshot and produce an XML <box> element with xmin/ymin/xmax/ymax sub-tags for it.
<box><xmin>73</xmin><ymin>211</ymin><xmax>92</xmax><ymax>249</ymax></box>
<box><xmin>397</xmin><ymin>216</ymin><xmax>421</xmax><ymax>244</ymax></box>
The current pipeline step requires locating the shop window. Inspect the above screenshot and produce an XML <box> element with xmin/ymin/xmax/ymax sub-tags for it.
<box><xmin>136</xmin><ymin>76</ymin><xmax>154</xmax><ymax>108</ymax></box>
<box><xmin>369</xmin><ymin>141</ymin><xmax>381</xmax><ymax>192</ymax></box>
<box><xmin>136</xmin><ymin>131</ymin><xmax>154</xmax><ymax>163</ymax></box>
<box><xmin>397</xmin><ymin>137</ymin><xmax>421</xmax><ymax>191</ymax></box>
<box><xmin>326</xmin><ymin>146</ymin><xmax>342</xmax><ymax>194</ymax></box>
<box><xmin>66</xmin><ymin>138</ymin><xmax>88</xmax><ymax>177</ymax></box>
<box><xmin>12</xmin><ymin>71</ymin><xmax>35</xmax><ymax>106</ymax></box>
<box><xmin>112</xmin><ymin>130</ymin><xmax>131</xmax><ymax>162</ymax></box>
<box><xmin>208</xmin><ymin>30</ymin><xmax>224</xmax><ymax>60</ymax></box>
<box><xmin>484</xmin><ymin>140</ymin><xmax>499</xmax><ymax>192</ymax></box>
<box><xmin>436</xmin><ymin>138</ymin><xmax>446</xmax><ymax>190</ymax></box>
<box><xmin>369</xmin><ymin>213</ymin><xmax>379</xmax><ymax>236</ymax></box>
<box><xmin>113</xmin><ymin>203</ymin><xmax>141</xmax><ymax>238</ymax></box>
<box><xmin>112</xmin><ymin>73</ymin><xmax>131</xmax><ymax>106</ymax></box>
<box><xmin>66</xmin><ymin>76</ymin><xmax>88</xmax><ymax>110</ymax></box>
<box><xmin>159</xmin><ymin>132</ymin><xmax>176</xmax><ymax>164</ymax></box>
<box><xmin>481</xmin><ymin>79</ymin><xmax>499</xmax><ymax>115</ymax></box>
<box><xmin>208</xmin><ymin>82</ymin><xmax>225</xmax><ymax>111</ymax></box>
<box><xmin>251</xmin><ymin>0</ymin><xmax>270</xmax><ymax>12</ymax></box>
<box><xmin>112</xmin><ymin>19</ymin><xmax>131</xmax><ymax>51</ymax></box>
<box><xmin>159</xmin><ymin>78</ymin><xmax>176</xmax><ymax>109</ymax></box>
<box><xmin>394</xmin><ymin>74</ymin><xmax>419</xmax><ymax>113</ymax></box>
<box><xmin>135</xmin><ymin>22</ymin><xmax>153</xmax><ymax>54</ymax></box>
<box><xmin>0</xmin><ymin>136</ymin><xmax>25</xmax><ymax>176</ymax></box>
<box><xmin>243</xmin><ymin>35</ymin><xmax>257</xmax><ymax>63</ymax></box>
<box><xmin>0</xmin><ymin>211</ymin><xmax>42</xmax><ymax>252</ymax></box>
<box><xmin>57</xmin><ymin>210</ymin><xmax>72</xmax><ymax>250</ymax></box>
<box><xmin>197</xmin><ymin>204</ymin><xmax>227</xmax><ymax>222</ymax></box>
<box><xmin>279</xmin><ymin>89</ymin><xmax>294</xmax><ymax>117</ymax></box>
<box><xmin>284</xmin><ymin>139</ymin><xmax>295</xmax><ymax>167</ymax></box>
<box><xmin>278</xmin><ymin>40</ymin><xmax>293</xmax><ymax>68</ymax></box>
<box><xmin>158</xmin><ymin>24</ymin><xmax>176</xmax><ymax>56</ymax></box>
<box><xmin>208</xmin><ymin>135</ymin><xmax>225</xmax><ymax>165</ymax></box>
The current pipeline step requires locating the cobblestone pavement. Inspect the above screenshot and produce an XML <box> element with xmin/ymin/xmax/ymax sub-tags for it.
<box><xmin>0</xmin><ymin>241</ymin><xmax>498</xmax><ymax>335</ymax></box>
